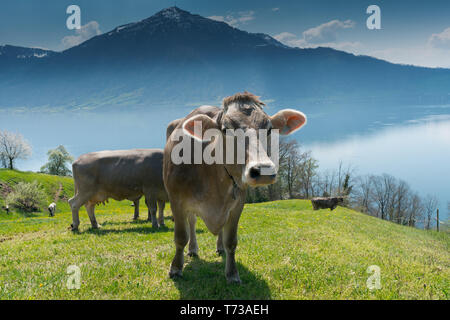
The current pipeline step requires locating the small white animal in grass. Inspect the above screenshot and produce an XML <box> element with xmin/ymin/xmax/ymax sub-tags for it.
<box><xmin>48</xmin><ymin>202</ymin><xmax>56</xmax><ymax>216</ymax></box>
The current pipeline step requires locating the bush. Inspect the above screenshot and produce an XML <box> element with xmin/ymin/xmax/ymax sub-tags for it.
<box><xmin>5</xmin><ymin>181</ymin><xmax>47</xmax><ymax>212</ymax></box>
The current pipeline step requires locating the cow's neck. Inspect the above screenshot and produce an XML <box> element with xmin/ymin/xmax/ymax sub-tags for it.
<box><xmin>223</xmin><ymin>165</ymin><xmax>240</xmax><ymax>200</ymax></box>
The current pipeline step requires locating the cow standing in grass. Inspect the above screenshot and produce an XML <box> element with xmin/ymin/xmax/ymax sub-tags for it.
<box><xmin>48</xmin><ymin>202</ymin><xmax>56</xmax><ymax>216</ymax></box>
<box><xmin>68</xmin><ymin>149</ymin><xmax>168</xmax><ymax>231</ymax></box>
<box><xmin>311</xmin><ymin>197</ymin><xmax>344</xmax><ymax>211</ymax></box>
<box><xmin>164</xmin><ymin>92</ymin><xmax>307</xmax><ymax>283</ymax></box>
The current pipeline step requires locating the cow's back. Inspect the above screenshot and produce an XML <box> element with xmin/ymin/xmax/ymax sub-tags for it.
<box><xmin>73</xmin><ymin>149</ymin><xmax>167</xmax><ymax>202</ymax></box>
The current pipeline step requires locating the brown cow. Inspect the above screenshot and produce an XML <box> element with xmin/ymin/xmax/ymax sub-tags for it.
<box><xmin>163</xmin><ymin>92</ymin><xmax>307</xmax><ymax>283</ymax></box>
<box><xmin>68</xmin><ymin>149</ymin><xmax>168</xmax><ymax>231</ymax></box>
<box><xmin>311</xmin><ymin>197</ymin><xmax>344</xmax><ymax>211</ymax></box>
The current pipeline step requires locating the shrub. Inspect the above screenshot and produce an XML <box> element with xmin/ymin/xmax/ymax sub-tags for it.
<box><xmin>5</xmin><ymin>181</ymin><xmax>47</xmax><ymax>212</ymax></box>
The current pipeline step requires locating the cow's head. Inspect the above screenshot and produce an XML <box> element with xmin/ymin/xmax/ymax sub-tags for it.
<box><xmin>182</xmin><ymin>92</ymin><xmax>307</xmax><ymax>187</ymax></box>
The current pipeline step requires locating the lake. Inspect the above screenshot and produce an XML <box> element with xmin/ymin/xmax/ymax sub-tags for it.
<box><xmin>1</xmin><ymin>105</ymin><xmax>449</xmax><ymax>221</ymax></box>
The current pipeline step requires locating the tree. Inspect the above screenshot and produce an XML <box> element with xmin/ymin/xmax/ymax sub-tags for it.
<box><xmin>352</xmin><ymin>175</ymin><xmax>373</xmax><ymax>214</ymax></box>
<box><xmin>40</xmin><ymin>145</ymin><xmax>74</xmax><ymax>176</ymax></box>
<box><xmin>407</xmin><ymin>193</ymin><xmax>423</xmax><ymax>227</ymax></box>
<box><xmin>297</xmin><ymin>153</ymin><xmax>318</xmax><ymax>198</ymax></box>
<box><xmin>371</xmin><ymin>174</ymin><xmax>396</xmax><ymax>220</ymax></box>
<box><xmin>423</xmin><ymin>195</ymin><xmax>439</xmax><ymax>230</ymax></box>
<box><xmin>277</xmin><ymin>139</ymin><xmax>318</xmax><ymax>199</ymax></box>
<box><xmin>0</xmin><ymin>130</ymin><xmax>32</xmax><ymax>170</ymax></box>
<box><xmin>0</xmin><ymin>152</ymin><xmax>7</xmax><ymax>168</ymax></box>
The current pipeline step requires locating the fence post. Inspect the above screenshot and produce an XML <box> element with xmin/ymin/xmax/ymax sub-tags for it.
<box><xmin>436</xmin><ymin>208</ymin><xmax>439</xmax><ymax>232</ymax></box>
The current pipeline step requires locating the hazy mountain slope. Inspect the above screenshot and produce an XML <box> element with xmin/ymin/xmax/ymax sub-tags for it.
<box><xmin>1</xmin><ymin>7</ymin><xmax>449</xmax><ymax>110</ymax></box>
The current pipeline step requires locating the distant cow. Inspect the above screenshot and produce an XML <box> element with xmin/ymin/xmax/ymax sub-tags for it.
<box><xmin>68</xmin><ymin>149</ymin><xmax>168</xmax><ymax>231</ymax></box>
<box><xmin>164</xmin><ymin>92</ymin><xmax>307</xmax><ymax>283</ymax></box>
<box><xmin>48</xmin><ymin>202</ymin><xmax>56</xmax><ymax>216</ymax></box>
<box><xmin>311</xmin><ymin>197</ymin><xmax>344</xmax><ymax>211</ymax></box>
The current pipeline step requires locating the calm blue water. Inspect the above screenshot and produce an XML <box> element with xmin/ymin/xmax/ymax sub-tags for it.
<box><xmin>1</xmin><ymin>107</ymin><xmax>449</xmax><ymax>220</ymax></box>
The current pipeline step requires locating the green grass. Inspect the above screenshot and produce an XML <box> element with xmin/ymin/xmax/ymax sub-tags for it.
<box><xmin>0</xmin><ymin>170</ymin><xmax>449</xmax><ymax>300</ymax></box>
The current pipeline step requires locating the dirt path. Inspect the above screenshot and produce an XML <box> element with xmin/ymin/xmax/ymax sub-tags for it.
<box><xmin>54</xmin><ymin>182</ymin><xmax>63</xmax><ymax>203</ymax></box>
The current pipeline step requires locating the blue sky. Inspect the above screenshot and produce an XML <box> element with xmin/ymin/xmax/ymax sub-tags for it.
<box><xmin>1</xmin><ymin>0</ymin><xmax>450</xmax><ymax>67</ymax></box>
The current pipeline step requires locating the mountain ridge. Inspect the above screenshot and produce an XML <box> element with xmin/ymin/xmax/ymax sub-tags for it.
<box><xmin>1</xmin><ymin>6</ymin><xmax>449</xmax><ymax>110</ymax></box>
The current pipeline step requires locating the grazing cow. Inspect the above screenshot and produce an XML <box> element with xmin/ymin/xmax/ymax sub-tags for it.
<box><xmin>48</xmin><ymin>202</ymin><xmax>56</xmax><ymax>216</ymax></box>
<box><xmin>68</xmin><ymin>149</ymin><xmax>168</xmax><ymax>231</ymax></box>
<box><xmin>311</xmin><ymin>197</ymin><xmax>344</xmax><ymax>211</ymax></box>
<box><xmin>164</xmin><ymin>92</ymin><xmax>307</xmax><ymax>283</ymax></box>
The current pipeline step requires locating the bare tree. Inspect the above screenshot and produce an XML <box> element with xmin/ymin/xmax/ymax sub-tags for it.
<box><xmin>423</xmin><ymin>195</ymin><xmax>439</xmax><ymax>230</ymax></box>
<box><xmin>407</xmin><ymin>193</ymin><xmax>423</xmax><ymax>227</ymax></box>
<box><xmin>370</xmin><ymin>174</ymin><xmax>396</xmax><ymax>220</ymax></box>
<box><xmin>0</xmin><ymin>130</ymin><xmax>32</xmax><ymax>170</ymax></box>
<box><xmin>282</xmin><ymin>140</ymin><xmax>301</xmax><ymax>198</ymax></box>
<box><xmin>391</xmin><ymin>180</ymin><xmax>410</xmax><ymax>224</ymax></box>
<box><xmin>297</xmin><ymin>152</ymin><xmax>318</xmax><ymax>198</ymax></box>
<box><xmin>352</xmin><ymin>175</ymin><xmax>373</xmax><ymax>214</ymax></box>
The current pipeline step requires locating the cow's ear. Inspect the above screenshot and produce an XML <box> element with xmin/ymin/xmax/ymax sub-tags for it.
<box><xmin>270</xmin><ymin>109</ymin><xmax>307</xmax><ymax>135</ymax></box>
<box><xmin>182</xmin><ymin>114</ymin><xmax>218</xmax><ymax>142</ymax></box>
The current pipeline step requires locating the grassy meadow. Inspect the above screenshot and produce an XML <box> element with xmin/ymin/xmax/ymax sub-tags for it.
<box><xmin>0</xmin><ymin>170</ymin><xmax>449</xmax><ymax>299</ymax></box>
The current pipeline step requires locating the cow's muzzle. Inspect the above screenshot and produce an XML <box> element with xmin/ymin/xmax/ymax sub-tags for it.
<box><xmin>245</xmin><ymin>163</ymin><xmax>277</xmax><ymax>186</ymax></box>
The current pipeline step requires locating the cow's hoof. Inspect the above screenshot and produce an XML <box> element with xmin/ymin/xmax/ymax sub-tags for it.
<box><xmin>216</xmin><ymin>249</ymin><xmax>225</xmax><ymax>256</ymax></box>
<box><xmin>159</xmin><ymin>222</ymin><xmax>166</xmax><ymax>227</ymax></box>
<box><xmin>69</xmin><ymin>224</ymin><xmax>79</xmax><ymax>232</ymax></box>
<box><xmin>226</xmin><ymin>275</ymin><xmax>242</xmax><ymax>284</ymax></box>
<box><xmin>188</xmin><ymin>251</ymin><xmax>199</xmax><ymax>258</ymax></box>
<box><xmin>169</xmin><ymin>269</ymin><xmax>183</xmax><ymax>279</ymax></box>
<box><xmin>92</xmin><ymin>224</ymin><xmax>102</xmax><ymax>229</ymax></box>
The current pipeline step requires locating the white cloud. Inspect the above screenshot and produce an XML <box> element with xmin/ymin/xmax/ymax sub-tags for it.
<box><xmin>302</xmin><ymin>19</ymin><xmax>355</xmax><ymax>44</ymax></box>
<box><xmin>428</xmin><ymin>27</ymin><xmax>450</xmax><ymax>50</ymax></box>
<box><xmin>62</xmin><ymin>21</ymin><xmax>102</xmax><ymax>49</ymax></box>
<box><xmin>273</xmin><ymin>19</ymin><xmax>357</xmax><ymax>52</ymax></box>
<box><xmin>273</xmin><ymin>32</ymin><xmax>296</xmax><ymax>42</ymax></box>
<box><xmin>208</xmin><ymin>11</ymin><xmax>255</xmax><ymax>27</ymax></box>
<box><xmin>275</xmin><ymin>22</ymin><xmax>450</xmax><ymax>68</ymax></box>
<box><xmin>272</xmin><ymin>8</ymin><xmax>280</xmax><ymax>12</ymax></box>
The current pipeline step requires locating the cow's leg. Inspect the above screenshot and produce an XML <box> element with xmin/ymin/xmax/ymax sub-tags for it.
<box><xmin>222</xmin><ymin>203</ymin><xmax>244</xmax><ymax>284</ymax></box>
<box><xmin>216</xmin><ymin>230</ymin><xmax>224</xmax><ymax>256</ymax></box>
<box><xmin>145</xmin><ymin>195</ymin><xmax>159</xmax><ymax>228</ymax></box>
<box><xmin>68</xmin><ymin>193</ymin><xmax>91</xmax><ymax>231</ymax></box>
<box><xmin>157</xmin><ymin>200</ymin><xmax>165</xmax><ymax>227</ymax></box>
<box><xmin>187</xmin><ymin>214</ymin><xmax>199</xmax><ymax>258</ymax></box>
<box><xmin>85</xmin><ymin>202</ymin><xmax>101</xmax><ymax>229</ymax></box>
<box><xmin>133</xmin><ymin>199</ymin><xmax>140</xmax><ymax>220</ymax></box>
<box><xmin>169</xmin><ymin>204</ymin><xmax>189</xmax><ymax>278</ymax></box>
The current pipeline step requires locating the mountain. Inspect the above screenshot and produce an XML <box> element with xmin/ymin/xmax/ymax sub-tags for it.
<box><xmin>0</xmin><ymin>45</ymin><xmax>57</xmax><ymax>60</ymax></box>
<box><xmin>1</xmin><ymin>6</ymin><xmax>450</xmax><ymax>111</ymax></box>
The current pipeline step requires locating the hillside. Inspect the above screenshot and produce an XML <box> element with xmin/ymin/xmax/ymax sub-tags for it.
<box><xmin>0</xmin><ymin>171</ymin><xmax>448</xmax><ymax>299</ymax></box>
<box><xmin>0</xmin><ymin>169</ymin><xmax>74</xmax><ymax>218</ymax></box>
<box><xmin>1</xmin><ymin>6</ymin><xmax>450</xmax><ymax>110</ymax></box>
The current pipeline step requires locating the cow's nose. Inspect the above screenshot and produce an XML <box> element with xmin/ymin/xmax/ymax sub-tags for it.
<box><xmin>249</xmin><ymin>163</ymin><xmax>276</xmax><ymax>179</ymax></box>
